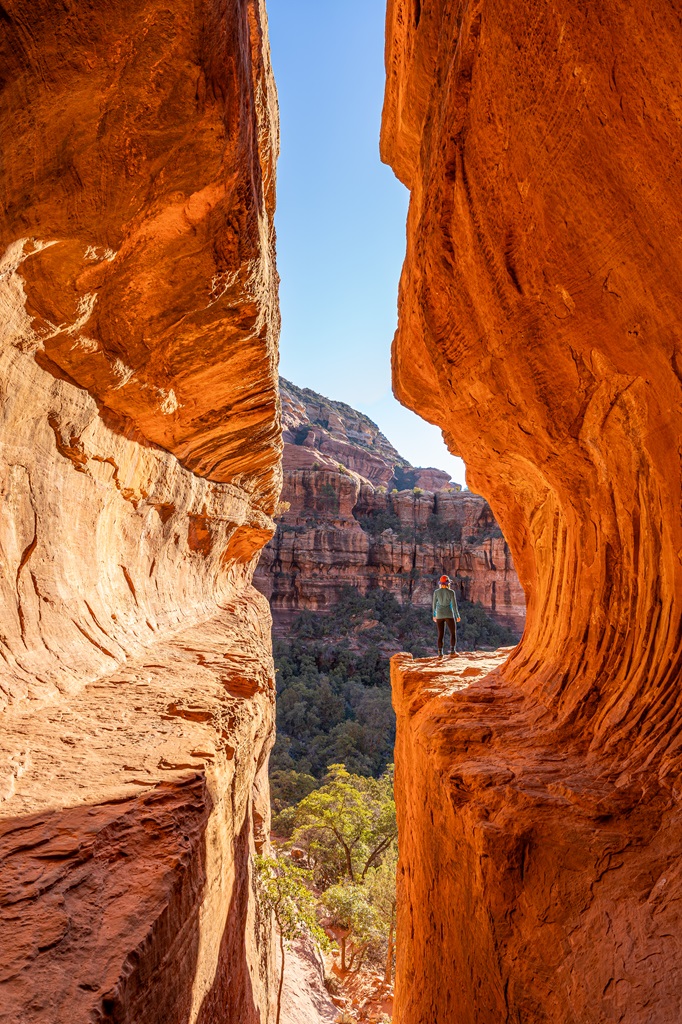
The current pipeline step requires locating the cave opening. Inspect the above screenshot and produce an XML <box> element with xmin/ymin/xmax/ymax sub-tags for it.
<box><xmin>256</xmin><ymin>3</ymin><xmax>528</xmax><ymax>1019</ymax></box>
<box><xmin>21</xmin><ymin>0</ymin><xmax>682</xmax><ymax>1019</ymax></box>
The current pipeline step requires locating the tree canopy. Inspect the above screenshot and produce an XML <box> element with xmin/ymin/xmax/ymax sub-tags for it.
<box><xmin>292</xmin><ymin>764</ymin><xmax>397</xmax><ymax>885</ymax></box>
<box><xmin>271</xmin><ymin>587</ymin><xmax>519</xmax><ymax>781</ymax></box>
<box><xmin>263</xmin><ymin>764</ymin><xmax>399</xmax><ymax>985</ymax></box>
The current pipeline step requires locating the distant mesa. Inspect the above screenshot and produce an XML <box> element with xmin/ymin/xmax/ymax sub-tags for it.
<box><xmin>280</xmin><ymin>377</ymin><xmax>458</xmax><ymax>491</ymax></box>
<box><xmin>255</xmin><ymin>379</ymin><xmax>525</xmax><ymax>632</ymax></box>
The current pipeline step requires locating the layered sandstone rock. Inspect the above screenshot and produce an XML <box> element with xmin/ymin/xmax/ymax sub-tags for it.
<box><xmin>279</xmin><ymin>378</ymin><xmax>413</xmax><ymax>486</ymax></box>
<box><xmin>0</xmin><ymin>1</ymin><xmax>280</xmax><ymax>1020</ymax></box>
<box><xmin>392</xmin><ymin>651</ymin><xmax>682</xmax><ymax>1024</ymax></box>
<box><xmin>255</xmin><ymin>379</ymin><xmax>524</xmax><ymax>631</ymax></box>
<box><xmin>382</xmin><ymin>1</ymin><xmax>682</xmax><ymax>1021</ymax></box>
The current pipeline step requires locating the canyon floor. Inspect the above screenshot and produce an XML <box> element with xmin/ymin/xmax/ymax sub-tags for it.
<box><xmin>274</xmin><ymin>647</ymin><xmax>514</xmax><ymax>1024</ymax></box>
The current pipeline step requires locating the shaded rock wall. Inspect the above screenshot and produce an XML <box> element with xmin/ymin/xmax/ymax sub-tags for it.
<box><xmin>0</xmin><ymin>1</ymin><xmax>280</xmax><ymax>1020</ymax></box>
<box><xmin>382</xmin><ymin>0</ymin><xmax>682</xmax><ymax>1020</ymax></box>
<box><xmin>1</xmin><ymin>603</ymin><xmax>275</xmax><ymax>1024</ymax></box>
<box><xmin>391</xmin><ymin>650</ymin><xmax>682</xmax><ymax>1024</ymax></box>
<box><xmin>256</xmin><ymin>379</ymin><xmax>525</xmax><ymax>630</ymax></box>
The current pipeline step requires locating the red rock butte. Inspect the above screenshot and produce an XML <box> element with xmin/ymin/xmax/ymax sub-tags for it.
<box><xmin>255</xmin><ymin>378</ymin><xmax>525</xmax><ymax>633</ymax></box>
<box><xmin>382</xmin><ymin>0</ymin><xmax>682</xmax><ymax>1022</ymax></box>
<box><xmin>0</xmin><ymin>1</ymin><xmax>281</xmax><ymax>1020</ymax></box>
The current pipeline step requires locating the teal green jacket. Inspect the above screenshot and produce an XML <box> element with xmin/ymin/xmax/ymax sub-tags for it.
<box><xmin>433</xmin><ymin>586</ymin><xmax>459</xmax><ymax>620</ymax></box>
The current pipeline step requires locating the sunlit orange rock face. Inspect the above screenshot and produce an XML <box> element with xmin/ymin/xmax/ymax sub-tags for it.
<box><xmin>382</xmin><ymin>1</ymin><xmax>682</xmax><ymax>1021</ymax></box>
<box><xmin>0</xmin><ymin>1</ymin><xmax>280</xmax><ymax>1020</ymax></box>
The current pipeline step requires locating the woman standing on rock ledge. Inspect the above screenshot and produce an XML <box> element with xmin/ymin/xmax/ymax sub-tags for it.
<box><xmin>433</xmin><ymin>575</ymin><xmax>461</xmax><ymax>657</ymax></box>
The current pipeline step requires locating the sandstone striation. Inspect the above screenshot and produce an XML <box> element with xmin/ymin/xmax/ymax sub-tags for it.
<box><xmin>382</xmin><ymin>1</ymin><xmax>682</xmax><ymax>1021</ymax></box>
<box><xmin>0</xmin><ymin>1</ymin><xmax>280</xmax><ymax>1020</ymax></box>
<box><xmin>392</xmin><ymin>651</ymin><xmax>682</xmax><ymax>1024</ymax></box>
<box><xmin>256</xmin><ymin>379</ymin><xmax>524</xmax><ymax>631</ymax></box>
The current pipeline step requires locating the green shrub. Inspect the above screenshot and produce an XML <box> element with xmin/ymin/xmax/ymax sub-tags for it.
<box><xmin>355</xmin><ymin>511</ymin><xmax>402</xmax><ymax>536</ymax></box>
<box><xmin>319</xmin><ymin>481</ymin><xmax>340</xmax><ymax>514</ymax></box>
<box><xmin>426</xmin><ymin>514</ymin><xmax>462</xmax><ymax>544</ymax></box>
<box><xmin>271</xmin><ymin>769</ymin><xmax>320</xmax><ymax>812</ymax></box>
<box><xmin>476</xmin><ymin>524</ymin><xmax>504</xmax><ymax>541</ymax></box>
<box><xmin>272</xmin><ymin>805</ymin><xmax>297</xmax><ymax>838</ymax></box>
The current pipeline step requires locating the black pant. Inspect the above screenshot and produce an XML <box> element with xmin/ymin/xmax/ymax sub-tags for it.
<box><xmin>436</xmin><ymin>617</ymin><xmax>456</xmax><ymax>650</ymax></box>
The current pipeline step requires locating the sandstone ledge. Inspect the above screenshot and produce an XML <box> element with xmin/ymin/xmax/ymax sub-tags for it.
<box><xmin>0</xmin><ymin>594</ymin><xmax>275</xmax><ymax>1024</ymax></box>
<box><xmin>391</xmin><ymin>652</ymin><xmax>682</xmax><ymax>1024</ymax></box>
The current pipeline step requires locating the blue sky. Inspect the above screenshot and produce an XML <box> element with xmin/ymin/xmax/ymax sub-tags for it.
<box><xmin>267</xmin><ymin>0</ymin><xmax>467</xmax><ymax>485</ymax></box>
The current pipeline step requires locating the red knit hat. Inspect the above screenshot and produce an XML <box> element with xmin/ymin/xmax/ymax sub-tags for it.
<box><xmin>439</xmin><ymin>575</ymin><xmax>449</xmax><ymax>583</ymax></box>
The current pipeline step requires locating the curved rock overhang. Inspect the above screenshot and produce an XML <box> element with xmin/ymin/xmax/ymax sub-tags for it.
<box><xmin>382</xmin><ymin>1</ymin><xmax>682</xmax><ymax>1021</ymax></box>
<box><xmin>0</xmin><ymin>2</ymin><xmax>282</xmax><ymax>1020</ymax></box>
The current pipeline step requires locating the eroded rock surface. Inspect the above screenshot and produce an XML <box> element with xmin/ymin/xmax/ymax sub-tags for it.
<box><xmin>0</xmin><ymin>0</ymin><xmax>280</xmax><ymax>494</ymax></box>
<box><xmin>1</xmin><ymin>601</ymin><xmax>275</xmax><ymax>1023</ymax></box>
<box><xmin>0</xmin><ymin>1</ymin><xmax>280</xmax><ymax>1020</ymax></box>
<box><xmin>256</xmin><ymin>379</ymin><xmax>524</xmax><ymax>630</ymax></box>
<box><xmin>279</xmin><ymin>378</ymin><xmax>420</xmax><ymax>487</ymax></box>
<box><xmin>382</xmin><ymin>1</ymin><xmax>682</xmax><ymax>1020</ymax></box>
<box><xmin>392</xmin><ymin>652</ymin><xmax>682</xmax><ymax>1024</ymax></box>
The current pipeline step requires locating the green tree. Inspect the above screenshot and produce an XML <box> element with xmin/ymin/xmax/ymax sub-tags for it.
<box><xmin>322</xmin><ymin>881</ymin><xmax>380</xmax><ymax>973</ymax></box>
<box><xmin>364</xmin><ymin>846</ymin><xmax>398</xmax><ymax>984</ymax></box>
<box><xmin>270</xmin><ymin>769</ymin><xmax>320</xmax><ymax>813</ymax></box>
<box><xmin>255</xmin><ymin>855</ymin><xmax>329</xmax><ymax>1024</ymax></box>
<box><xmin>293</xmin><ymin>764</ymin><xmax>397</xmax><ymax>885</ymax></box>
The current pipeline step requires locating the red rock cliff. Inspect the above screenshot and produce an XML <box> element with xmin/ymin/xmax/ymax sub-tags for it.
<box><xmin>382</xmin><ymin>1</ymin><xmax>682</xmax><ymax>1021</ymax></box>
<box><xmin>0</xmin><ymin>2</ymin><xmax>280</xmax><ymax>1021</ymax></box>
<box><xmin>255</xmin><ymin>379</ymin><xmax>525</xmax><ymax>631</ymax></box>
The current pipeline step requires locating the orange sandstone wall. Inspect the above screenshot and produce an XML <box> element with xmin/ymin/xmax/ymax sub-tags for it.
<box><xmin>382</xmin><ymin>1</ymin><xmax>682</xmax><ymax>1021</ymax></box>
<box><xmin>0</xmin><ymin>1</ymin><xmax>280</xmax><ymax>1020</ymax></box>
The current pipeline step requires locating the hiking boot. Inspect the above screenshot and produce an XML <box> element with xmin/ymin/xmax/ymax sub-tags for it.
<box><xmin>449</xmin><ymin>648</ymin><xmax>456</xmax><ymax>656</ymax></box>
<box><xmin>437</xmin><ymin>649</ymin><xmax>443</xmax><ymax>658</ymax></box>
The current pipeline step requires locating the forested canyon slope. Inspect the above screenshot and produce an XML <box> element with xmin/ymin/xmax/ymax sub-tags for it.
<box><xmin>0</xmin><ymin>2</ymin><xmax>281</xmax><ymax>1021</ymax></box>
<box><xmin>382</xmin><ymin>1</ymin><xmax>682</xmax><ymax>1022</ymax></box>
<box><xmin>255</xmin><ymin>378</ymin><xmax>525</xmax><ymax>632</ymax></box>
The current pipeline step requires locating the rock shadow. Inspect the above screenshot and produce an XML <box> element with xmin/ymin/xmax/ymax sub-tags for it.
<box><xmin>0</xmin><ymin>773</ymin><xmax>265</xmax><ymax>1024</ymax></box>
